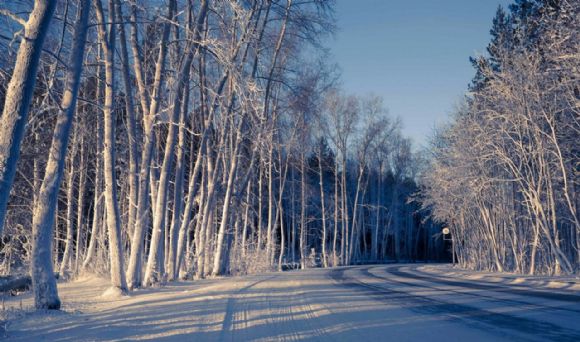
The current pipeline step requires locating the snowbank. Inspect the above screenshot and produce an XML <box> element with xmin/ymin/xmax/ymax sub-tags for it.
<box><xmin>417</xmin><ymin>264</ymin><xmax>580</xmax><ymax>291</ymax></box>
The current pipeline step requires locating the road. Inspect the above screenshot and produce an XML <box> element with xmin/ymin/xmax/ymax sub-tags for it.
<box><xmin>6</xmin><ymin>264</ymin><xmax>580</xmax><ymax>341</ymax></box>
<box><xmin>325</xmin><ymin>265</ymin><xmax>580</xmax><ymax>341</ymax></box>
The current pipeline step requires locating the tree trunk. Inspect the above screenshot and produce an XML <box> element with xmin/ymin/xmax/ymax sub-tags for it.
<box><xmin>74</xmin><ymin>140</ymin><xmax>87</xmax><ymax>272</ymax></box>
<box><xmin>348</xmin><ymin>166</ymin><xmax>364</xmax><ymax>265</ymax></box>
<box><xmin>212</xmin><ymin>122</ymin><xmax>243</xmax><ymax>276</ymax></box>
<box><xmin>0</xmin><ymin>0</ymin><xmax>58</xmax><ymax>234</ymax></box>
<box><xmin>277</xmin><ymin>151</ymin><xmax>290</xmax><ymax>270</ymax></box>
<box><xmin>167</xmin><ymin>85</ymin><xmax>188</xmax><ymax>281</ymax></box>
<box><xmin>59</xmin><ymin>140</ymin><xmax>78</xmax><ymax>276</ymax></box>
<box><xmin>115</xmin><ymin>0</ymin><xmax>140</xmax><ymax>244</ymax></box>
<box><xmin>83</xmin><ymin>115</ymin><xmax>103</xmax><ymax>271</ymax></box>
<box><xmin>241</xmin><ymin>179</ymin><xmax>252</xmax><ymax>258</ymax></box>
<box><xmin>266</xmin><ymin>144</ymin><xmax>275</xmax><ymax>263</ymax></box>
<box><xmin>318</xmin><ymin>146</ymin><xmax>328</xmax><ymax>267</ymax></box>
<box><xmin>94</xmin><ymin>0</ymin><xmax>128</xmax><ymax>293</ymax></box>
<box><xmin>300</xmin><ymin>153</ymin><xmax>307</xmax><ymax>269</ymax></box>
<box><xmin>333</xmin><ymin>159</ymin><xmax>339</xmax><ymax>266</ymax></box>
<box><xmin>30</xmin><ymin>0</ymin><xmax>90</xmax><ymax>309</ymax></box>
<box><xmin>341</xmin><ymin>154</ymin><xmax>348</xmax><ymax>265</ymax></box>
<box><xmin>372</xmin><ymin>163</ymin><xmax>382</xmax><ymax>261</ymax></box>
<box><xmin>125</xmin><ymin>0</ymin><xmax>175</xmax><ymax>289</ymax></box>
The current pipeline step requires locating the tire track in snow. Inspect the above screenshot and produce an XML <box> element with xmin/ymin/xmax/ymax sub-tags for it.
<box><xmin>221</xmin><ymin>272</ymin><xmax>331</xmax><ymax>341</ymax></box>
<box><xmin>252</xmin><ymin>276</ymin><xmax>328</xmax><ymax>341</ymax></box>
<box><xmin>390</xmin><ymin>265</ymin><xmax>580</xmax><ymax>309</ymax></box>
<box><xmin>219</xmin><ymin>275</ymin><xmax>277</xmax><ymax>341</ymax></box>
<box><xmin>290</xmin><ymin>289</ymin><xmax>329</xmax><ymax>340</ymax></box>
<box><xmin>333</xmin><ymin>266</ymin><xmax>580</xmax><ymax>342</ymax></box>
<box><xmin>373</xmin><ymin>265</ymin><xmax>580</xmax><ymax>315</ymax></box>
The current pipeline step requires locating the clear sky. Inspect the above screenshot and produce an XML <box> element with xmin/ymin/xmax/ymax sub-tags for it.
<box><xmin>328</xmin><ymin>0</ymin><xmax>513</xmax><ymax>149</ymax></box>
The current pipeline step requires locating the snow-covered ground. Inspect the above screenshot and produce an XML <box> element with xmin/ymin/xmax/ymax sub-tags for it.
<box><xmin>2</xmin><ymin>264</ymin><xmax>579</xmax><ymax>341</ymax></box>
<box><xmin>418</xmin><ymin>264</ymin><xmax>580</xmax><ymax>291</ymax></box>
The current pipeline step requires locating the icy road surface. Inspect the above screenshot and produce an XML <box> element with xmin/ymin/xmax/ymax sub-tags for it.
<box><xmin>4</xmin><ymin>264</ymin><xmax>580</xmax><ymax>341</ymax></box>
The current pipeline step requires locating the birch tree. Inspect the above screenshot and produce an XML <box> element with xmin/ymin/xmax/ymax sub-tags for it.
<box><xmin>94</xmin><ymin>0</ymin><xmax>128</xmax><ymax>292</ymax></box>
<box><xmin>0</xmin><ymin>0</ymin><xmax>58</xmax><ymax>235</ymax></box>
<box><xmin>30</xmin><ymin>0</ymin><xmax>90</xmax><ymax>309</ymax></box>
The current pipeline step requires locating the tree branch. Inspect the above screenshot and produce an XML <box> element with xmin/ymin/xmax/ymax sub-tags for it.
<box><xmin>0</xmin><ymin>9</ymin><xmax>27</xmax><ymax>27</ymax></box>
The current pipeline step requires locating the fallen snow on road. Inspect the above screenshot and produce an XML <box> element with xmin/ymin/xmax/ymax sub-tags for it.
<box><xmin>2</xmin><ymin>265</ymin><xmax>579</xmax><ymax>341</ymax></box>
<box><xmin>418</xmin><ymin>264</ymin><xmax>580</xmax><ymax>291</ymax></box>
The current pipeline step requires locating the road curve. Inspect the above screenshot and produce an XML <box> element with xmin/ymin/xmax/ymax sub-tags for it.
<box><xmin>6</xmin><ymin>264</ymin><xmax>580</xmax><ymax>341</ymax></box>
<box><xmin>329</xmin><ymin>265</ymin><xmax>580</xmax><ymax>342</ymax></box>
<box><xmin>218</xmin><ymin>264</ymin><xmax>580</xmax><ymax>341</ymax></box>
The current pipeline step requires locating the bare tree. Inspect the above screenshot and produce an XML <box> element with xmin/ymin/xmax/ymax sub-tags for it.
<box><xmin>94</xmin><ymin>0</ymin><xmax>128</xmax><ymax>292</ymax></box>
<box><xmin>30</xmin><ymin>0</ymin><xmax>90</xmax><ymax>309</ymax></box>
<box><xmin>0</xmin><ymin>0</ymin><xmax>58</xmax><ymax>235</ymax></box>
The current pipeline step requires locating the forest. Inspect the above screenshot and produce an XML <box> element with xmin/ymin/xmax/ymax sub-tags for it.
<box><xmin>421</xmin><ymin>0</ymin><xmax>579</xmax><ymax>276</ymax></box>
<box><xmin>0</xmin><ymin>0</ymin><xmax>446</xmax><ymax>310</ymax></box>
<box><xmin>0</xmin><ymin>0</ymin><xmax>577</xmax><ymax>314</ymax></box>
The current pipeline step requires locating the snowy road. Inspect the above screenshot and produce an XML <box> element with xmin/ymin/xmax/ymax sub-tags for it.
<box><xmin>5</xmin><ymin>264</ymin><xmax>580</xmax><ymax>341</ymax></box>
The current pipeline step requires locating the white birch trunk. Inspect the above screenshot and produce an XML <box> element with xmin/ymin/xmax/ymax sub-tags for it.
<box><xmin>94</xmin><ymin>0</ymin><xmax>128</xmax><ymax>292</ymax></box>
<box><xmin>318</xmin><ymin>148</ymin><xmax>328</xmax><ymax>268</ymax></box>
<box><xmin>0</xmin><ymin>0</ymin><xmax>58</xmax><ymax>235</ymax></box>
<box><xmin>74</xmin><ymin>140</ymin><xmax>86</xmax><ymax>272</ymax></box>
<box><xmin>30</xmin><ymin>0</ymin><xmax>90</xmax><ymax>309</ymax></box>
<box><xmin>125</xmin><ymin>0</ymin><xmax>176</xmax><ymax>289</ymax></box>
<box><xmin>59</xmin><ymin>141</ymin><xmax>78</xmax><ymax>276</ymax></box>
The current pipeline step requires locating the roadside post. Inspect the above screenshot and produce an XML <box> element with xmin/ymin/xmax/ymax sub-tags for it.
<box><xmin>442</xmin><ymin>227</ymin><xmax>453</xmax><ymax>265</ymax></box>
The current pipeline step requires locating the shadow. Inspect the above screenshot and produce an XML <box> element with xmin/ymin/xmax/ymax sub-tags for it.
<box><xmin>5</xmin><ymin>265</ymin><xmax>580</xmax><ymax>341</ymax></box>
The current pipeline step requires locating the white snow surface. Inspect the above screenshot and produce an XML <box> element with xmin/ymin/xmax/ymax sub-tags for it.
<box><xmin>418</xmin><ymin>264</ymin><xmax>580</xmax><ymax>291</ymax></box>
<box><xmin>2</xmin><ymin>264</ymin><xmax>579</xmax><ymax>341</ymax></box>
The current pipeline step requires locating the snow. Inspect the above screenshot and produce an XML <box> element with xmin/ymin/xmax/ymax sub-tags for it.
<box><xmin>100</xmin><ymin>287</ymin><xmax>129</xmax><ymax>300</ymax></box>
<box><xmin>2</xmin><ymin>264</ymin><xmax>579</xmax><ymax>341</ymax></box>
<box><xmin>418</xmin><ymin>264</ymin><xmax>580</xmax><ymax>291</ymax></box>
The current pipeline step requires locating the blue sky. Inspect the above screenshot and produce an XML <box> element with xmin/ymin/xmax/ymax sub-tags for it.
<box><xmin>328</xmin><ymin>0</ymin><xmax>513</xmax><ymax>149</ymax></box>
